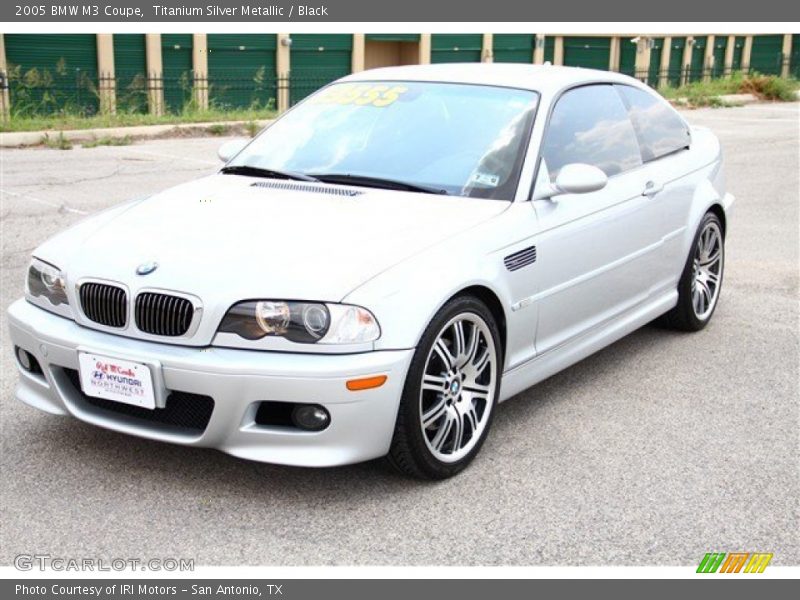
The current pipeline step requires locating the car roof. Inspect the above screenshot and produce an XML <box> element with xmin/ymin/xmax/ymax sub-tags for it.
<box><xmin>341</xmin><ymin>63</ymin><xmax>645</xmax><ymax>95</ymax></box>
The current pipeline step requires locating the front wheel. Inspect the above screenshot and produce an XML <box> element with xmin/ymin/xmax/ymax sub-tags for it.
<box><xmin>659</xmin><ymin>211</ymin><xmax>725</xmax><ymax>331</ymax></box>
<box><xmin>388</xmin><ymin>296</ymin><xmax>501</xmax><ymax>479</ymax></box>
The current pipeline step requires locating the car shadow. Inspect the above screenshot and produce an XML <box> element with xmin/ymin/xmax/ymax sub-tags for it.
<box><xmin>35</xmin><ymin>323</ymin><xmax>683</xmax><ymax>501</ymax></box>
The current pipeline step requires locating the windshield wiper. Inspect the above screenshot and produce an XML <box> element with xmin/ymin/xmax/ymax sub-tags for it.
<box><xmin>310</xmin><ymin>173</ymin><xmax>449</xmax><ymax>195</ymax></box>
<box><xmin>220</xmin><ymin>165</ymin><xmax>320</xmax><ymax>182</ymax></box>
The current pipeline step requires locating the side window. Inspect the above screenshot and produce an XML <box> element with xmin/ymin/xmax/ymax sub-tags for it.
<box><xmin>616</xmin><ymin>84</ymin><xmax>690</xmax><ymax>162</ymax></box>
<box><xmin>541</xmin><ymin>84</ymin><xmax>642</xmax><ymax>180</ymax></box>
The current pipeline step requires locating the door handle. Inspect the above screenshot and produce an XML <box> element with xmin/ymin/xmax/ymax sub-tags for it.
<box><xmin>642</xmin><ymin>180</ymin><xmax>664</xmax><ymax>197</ymax></box>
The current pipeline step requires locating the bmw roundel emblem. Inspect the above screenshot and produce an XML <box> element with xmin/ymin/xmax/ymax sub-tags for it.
<box><xmin>136</xmin><ymin>261</ymin><xmax>158</xmax><ymax>276</ymax></box>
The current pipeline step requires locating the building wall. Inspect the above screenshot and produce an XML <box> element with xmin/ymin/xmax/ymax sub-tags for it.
<box><xmin>0</xmin><ymin>33</ymin><xmax>795</xmax><ymax>118</ymax></box>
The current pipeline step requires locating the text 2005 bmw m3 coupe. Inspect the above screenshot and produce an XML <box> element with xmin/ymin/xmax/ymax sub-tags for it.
<box><xmin>8</xmin><ymin>64</ymin><xmax>733</xmax><ymax>479</ymax></box>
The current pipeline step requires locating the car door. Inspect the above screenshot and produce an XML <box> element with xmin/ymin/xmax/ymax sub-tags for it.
<box><xmin>615</xmin><ymin>84</ymin><xmax>695</xmax><ymax>294</ymax></box>
<box><xmin>532</xmin><ymin>84</ymin><xmax>663</xmax><ymax>355</ymax></box>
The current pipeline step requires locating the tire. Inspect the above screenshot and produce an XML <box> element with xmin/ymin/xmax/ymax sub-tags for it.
<box><xmin>658</xmin><ymin>211</ymin><xmax>725</xmax><ymax>332</ymax></box>
<box><xmin>387</xmin><ymin>296</ymin><xmax>502</xmax><ymax>480</ymax></box>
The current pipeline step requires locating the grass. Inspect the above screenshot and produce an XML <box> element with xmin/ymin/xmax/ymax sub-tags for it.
<box><xmin>206</xmin><ymin>123</ymin><xmax>230</xmax><ymax>136</ymax></box>
<box><xmin>660</xmin><ymin>72</ymin><xmax>799</xmax><ymax>107</ymax></box>
<box><xmin>1</xmin><ymin>106</ymin><xmax>277</xmax><ymax>133</ymax></box>
<box><xmin>82</xmin><ymin>135</ymin><xmax>132</xmax><ymax>148</ymax></box>
<box><xmin>244</xmin><ymin>120</ymin><xmax>260</xmax><ymax>137</ymax></box>
<box><xmin>40</xmin><ymin>131</ymin><xmax>72</xmax><ymax>150</ymax></box>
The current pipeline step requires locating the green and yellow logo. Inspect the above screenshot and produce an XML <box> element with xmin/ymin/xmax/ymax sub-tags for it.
<box><xmin>697</xmin><ymin>552</ymin><xmax>773</xmax><ymax>573</ymax></box>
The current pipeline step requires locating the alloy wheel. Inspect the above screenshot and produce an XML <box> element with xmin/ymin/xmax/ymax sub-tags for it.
<box><xmin>419</xmin><ymin>313</ymin><xmax>497</xmax><ymax>463</ymax></box>
<box><xmin>691</xmin><ymin>220</ymin><xmax>724</xmax><ymax>321</ymax></box>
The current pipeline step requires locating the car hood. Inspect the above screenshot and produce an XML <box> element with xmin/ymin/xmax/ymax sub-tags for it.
<box><xmin>39</xmin><ymin>174</ymin><xmax>509</xmax><ymax>304</ymax></box>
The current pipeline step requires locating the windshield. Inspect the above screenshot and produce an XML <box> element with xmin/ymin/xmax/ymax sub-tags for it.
<box><xmin>229</xmin><ymin>81</ymin><xmax>540</xmax><ymax>200</ymax></box>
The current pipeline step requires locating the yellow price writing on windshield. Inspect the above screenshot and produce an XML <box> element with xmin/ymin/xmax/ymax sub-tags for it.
<box><xmin>312</xmin><ymin>84</ymin><xmax>409</xmax><ymax>108</ymax></box>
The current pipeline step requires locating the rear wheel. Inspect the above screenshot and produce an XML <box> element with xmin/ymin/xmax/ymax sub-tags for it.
<box><xmin>388</xmin><ymin>296</ymin><xmax>501</xmax><ymax>479</ymax></box>
<box><xmin>659</xmin><ymin>211</ymin><xmax>725</xmax><ymax>331</ymax></box>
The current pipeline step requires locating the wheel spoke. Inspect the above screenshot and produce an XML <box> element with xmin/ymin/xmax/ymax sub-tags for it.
<box><xmin>464</xmin><ymin>404</ymin><xmax>479</xmax><ymax>434</ymax></box>
<box><xmin>431</xmin><ymin>411</ymin><xmax>454</xmax><ymax>451</ymax></box>
<box><xmin>464</xmin><ymin>324</ymin><xmax>480</xmax><ymax>365</ymax></box>
<box><xmin>422</xmin><ymin>397</ymin><xmax>447</xmax><ymax>429</ymax></box>
<box><xmin>471</xmin><ymin>348</ymin><xmax>491</xmax><ymax>377</ymax></box>
<box><xmin>422</xmin><ymin>373</ymin><xmax>447</xmax><ymax>393</ymax></box>
<box><xmin>700</xmin><ymin>248</ymin><xmax>720</xmax><ymax>266</ymax></box>
<box><xmin>693</xmin><ymin>281</ymin><xmax>705</xmax><ymax>313</ymax></box>
<box><xmin>451</xmin><ymin>410</ymin><xmax>464</xmax><ymax>452</ymax></box>
<box><xmin>463</xmin><ymin>381</ymin><xmax>490</xmax><ymax>398</ymax></box>
<box><xmin>452</xmin><ymin>321</ymin><xmax>466</xmax><ymax>363</ymax></box>
<box><xmin>434</xmin><ymin>338</ymin><xmax>455</xmax><ymax>371</ymax></box>
<box><xmin>698</xmin><ymin>280</ymin><xmax>712</xmax><ymax>312</ymax></box>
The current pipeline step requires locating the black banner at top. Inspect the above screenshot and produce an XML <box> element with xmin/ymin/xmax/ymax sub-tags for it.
<box><xmin>2</xmin><ymin>0</ymin><xmax>799</xmax><ymax>22</ymax></box>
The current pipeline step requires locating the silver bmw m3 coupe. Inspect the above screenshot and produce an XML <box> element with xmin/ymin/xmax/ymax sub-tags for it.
<box><xmin>8</xmin><ymin>63</ymin><xmax>733</xmax><ymax>478</ymax></box>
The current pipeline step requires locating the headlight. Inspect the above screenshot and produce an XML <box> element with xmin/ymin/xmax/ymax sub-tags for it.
<box><xmin>218</xmin><ymin>300</ymin><xmax>380</xmax><ymax>345</ymax></box>
<box><xmin>26</xmin><ymin>257</ymin><xmax>72</xmax><ymax>316</ymax></box>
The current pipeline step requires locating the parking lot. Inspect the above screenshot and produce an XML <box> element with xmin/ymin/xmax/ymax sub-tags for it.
<box><xmin>1</xmin><ymin>103</ymin><xmax>798</xmax><ymax>566</ymax></box>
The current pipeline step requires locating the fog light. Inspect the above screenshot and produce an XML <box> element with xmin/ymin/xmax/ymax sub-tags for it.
<box><xmin>291</xmin><ymin>404</ymin><xmax>330</xmax><ymax>431</ymax></box>
<box><xmin>15</xmin><ymin>346</ymin><xmax>34</xmax><ymax>370</ymax></box>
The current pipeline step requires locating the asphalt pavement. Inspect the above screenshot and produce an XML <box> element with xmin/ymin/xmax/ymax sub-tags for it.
<box><xmin>1</xmin><ymin>103</ymin><xmax>797</xmax><ymax>566</ymax></box>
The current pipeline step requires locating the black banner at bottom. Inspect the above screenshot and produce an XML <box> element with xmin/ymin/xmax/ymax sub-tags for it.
<box><xmin>2</xmin><ymin>579</ymin><xmax>796</xmax><ymax>600</ymax></box>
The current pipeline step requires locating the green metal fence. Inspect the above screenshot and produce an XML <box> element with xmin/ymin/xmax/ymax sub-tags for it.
<box><xmin>5</xmin><ymin>63</ymin><xmax>99</xmax><ymax>116</ymax></box>
<box><xmin>1</xmin><ymin>41</ymin><xmax>797</xmax><ymax>119</ymax></box>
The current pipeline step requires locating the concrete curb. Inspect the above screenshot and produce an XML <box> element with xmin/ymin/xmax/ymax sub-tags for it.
<box><xmin>718</xmin><ymin>93</ymin><xmax>760</xmax><ymax>104</ymax></box>
<box><xmin>673</xmin><ymin>90</ymin><xmax>800</xmax><ymax>107</ymax></box>
<box><xmin>672</xmin><ymin>93</ymin><xmax>759</xmax><ymax>106</ymax></box>
<box><xmin>0</xmin><ymin>118</ymin><xmax>274</xmax><ymax>148</ymax></box>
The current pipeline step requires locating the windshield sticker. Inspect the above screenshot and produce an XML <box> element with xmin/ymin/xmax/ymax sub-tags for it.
<box><xmin>313</xmin><ymin>84</ymin><xmax>410</xmax><ymax>108</ymax></box>
<box><xmin>471</xmin><ymin>172</ymin><xmax>500</xmax><ymax>188</ymax></box>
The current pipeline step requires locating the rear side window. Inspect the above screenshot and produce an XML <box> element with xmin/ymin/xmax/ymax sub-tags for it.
<box><xmin>616</xmin><ymin>85</ymin><xmax>691</xmax><ymax>162</ymax></box>
<box><xmin>541</xmin><ymin>84</ymin><xmax>642</xmax><ymax>180</ymax></box>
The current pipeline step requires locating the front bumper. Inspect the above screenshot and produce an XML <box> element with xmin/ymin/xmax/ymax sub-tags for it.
<box><xmin>7</xmin><ymin>299</ymin><xmax>414</xmax><ymax>467</ymax></box>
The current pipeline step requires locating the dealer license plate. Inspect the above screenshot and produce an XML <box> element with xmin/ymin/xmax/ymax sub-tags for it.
<box><xmin>77</xmin><ymin>352</ymin><xmax>157</xmax><ymax>410</ymax></box>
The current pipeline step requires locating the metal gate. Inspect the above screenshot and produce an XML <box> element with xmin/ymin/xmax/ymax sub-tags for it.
<box><xmin>113</xmin><ymin>34</ymin><xmax>148</xmax><ymax>113</ymax></box>
<box><xmin>731</xmin><ymin>36</ymin><xmax>746</xmax><ymax>71</ymax></box>
<box><xmin>161</xmin><ymin>34</ymin><xmax>193</xmax><ymax>113</ymax></box>
<box><xmin>711</xmin><ymin>37</ymin><xmax>728</xmax><ymax>78</ymax></box>
<box><xmin>563</xmin><ymin>37</ymin><xmax>611</xmax><ymax>70</ymax></box>
<box><xmin>290</xmin><ymin>34</ymin><xmax>352</xmax><ymax>105</ymax></box>
<box><xmin>750</xmin><ymin>35</ymin><xmax>784</xmax><ymax>75</ymax></box>
<box><xmin>431</xmin><ymin>34</ymin><xmax>483</xmax><ymax>63</ymax></box>
<box><xmin>492</xmin><ymin>34</ymin><xmax>534</xmax><ymax>63</ymax></box>
<box><xmin>665</xmin><ymin>37</ymin><xmax>687</xmax><ymax>86</ymax></box>
<box><xmin>619</xmin><ymin>37</ymin><xmax>637</xmax><ymax>77</ymax></box>
<box><xmin>207</xmin><ymin>34</ymin><xmax>277</xmax><ymax>110</ymax></box>
<box><xmin>4</xmin><ymin>33</ymin><xmax>99</xmax><ymax>115</ymax></box>
<box><xmin>688</xmin><ymin>36</ymin><xmax>708</xmax><ymax>82</ymax></box>
<box><xmin>647</xmin><ymin>38</ymin><xmax>665</xmax><ymax>86</ymax></box>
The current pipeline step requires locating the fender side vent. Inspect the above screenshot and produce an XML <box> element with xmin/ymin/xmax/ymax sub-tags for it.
<box><xmin>504</xmin><ymin>246</ymin><xmax>537</xmax><ymax>271</ymax></box>
<box><xmin>250</xmin><ymin>181</ymin><xmax>363</xmax><ymax>197</ymax></box>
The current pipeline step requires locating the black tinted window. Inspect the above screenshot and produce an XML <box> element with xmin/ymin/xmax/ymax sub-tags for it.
<box><xmin>542</xmin><ymin>84</ymin><xmax>642</xmax><ymax>180</ymax></box>
<box><xmin>616</xmin><ymin>84</ymin><xmax>690</xmax><ymax>162</ymax></box>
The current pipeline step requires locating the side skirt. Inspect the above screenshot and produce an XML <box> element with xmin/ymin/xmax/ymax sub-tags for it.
<box><xmin>498</xmin><ymin>290</ymin><xmax>678</xmax><ymax>402</ymax></box>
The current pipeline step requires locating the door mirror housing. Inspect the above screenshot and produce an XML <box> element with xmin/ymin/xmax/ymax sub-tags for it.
<box><xmin>217</xmin><ymin>139</ymin><xmax>249</xmax><ymax>163</ymax></box>
<box><xmin>533</xmin><ymin>163</ymin><xmax>608</xmax><ymax>201</ymax></box>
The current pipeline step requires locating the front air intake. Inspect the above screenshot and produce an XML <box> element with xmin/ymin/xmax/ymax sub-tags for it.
<box><xmin>79</xmin><ymin>282</ymin><xmax>128</xmax><ymax>328</ymax></box>
<box><xmin>250</xmin><ymin>181</ymin><xmax>363</xmax><ymax>197</ymax></box>
<box><xmin>135</xmin><ymin>292</ymin><xmax>195</xmax><ymax>337</ymax></box>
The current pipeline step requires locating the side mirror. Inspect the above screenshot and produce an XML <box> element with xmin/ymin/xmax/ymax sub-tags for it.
<box><xmin>217</xmin><ymin>139</ymin><xmax>249</xmax><ymax>163</ymax></box>
<box><xmin>533</xmin><ymin>163</ymin><xmax>608</xmax><ymax>201</ymax></box>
